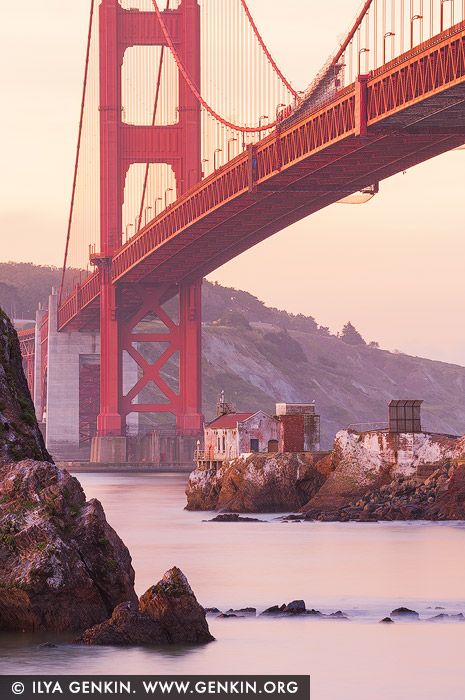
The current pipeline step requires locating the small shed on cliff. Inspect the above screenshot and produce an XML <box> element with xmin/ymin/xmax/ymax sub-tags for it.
<box><xmin>388</xmin><ymin>400</ymin><xmax>423</xmax><ymax>433</ymax></box>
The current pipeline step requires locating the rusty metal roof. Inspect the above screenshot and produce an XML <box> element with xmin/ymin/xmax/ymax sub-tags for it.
<box><xmin>206</xmin><ymin>412</ymin><xmax>256</xmax><ymax>429</ymax></box>
<box><xmin>389</xmin><ymin>400</ymin><xmax>423</xmax><ymax>407</ymax></box>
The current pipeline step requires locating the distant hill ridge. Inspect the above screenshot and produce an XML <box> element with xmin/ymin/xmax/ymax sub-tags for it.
<box><xmin>2</xmin><ymin>262</ymin><xmax>465</xmax><ymax>447</ymax></box>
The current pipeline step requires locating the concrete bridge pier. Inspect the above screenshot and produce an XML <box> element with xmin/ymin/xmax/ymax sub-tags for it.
<box><xmin>45</xmin><ymin>290</ymin><xmax>100</xmax><ymax>461</ymax></box>
<box><xmin>43</xmin><ymin>290</ymin><xmax>139</xmax><ymax>461</ymax></box>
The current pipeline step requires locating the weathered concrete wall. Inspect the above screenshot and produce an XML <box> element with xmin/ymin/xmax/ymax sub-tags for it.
<box><xmin>45</xmin><ymin>291</ymin><xmax>100</xmax><ymax>461</ymax></box>
<box><xmin>304</xmin><ymin>414</ymin><xmax>320</xmax><ymax>451</ymax></box>
<box><xmin>204</xmin><ymin>426</ymin><xmax>238</xmax><ymax>460</ymax></box>
<box><xmin>302</xmin><ymin>428</ymin><xmax>465</xmax><ymax>512</ymax></box>
<box><xmin>44</xmin><ymin>293</ymin><xmax>139</xmax><ymax>461</ymax></box>
<box><xmin>237</xmin><ymin>412</ymin><xmax>280</xmax><ymax>455</ymax></box>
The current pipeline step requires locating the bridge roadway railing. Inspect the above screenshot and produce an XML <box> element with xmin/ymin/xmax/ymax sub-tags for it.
<box><xmin>108</xmin><ymin>85</ymin><xmax>357</xmax><ymax>282</ymax></box>
<box><xmin>368</xmin><ymin>20</ymin><xmax>465</xmax><ymax>122</ymax></box>
<box><xmin>57</xmin><ymin>20</ymin><xmax>465</xmax><ymax>332</ymax></box>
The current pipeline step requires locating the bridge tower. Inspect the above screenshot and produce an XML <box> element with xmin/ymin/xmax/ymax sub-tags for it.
<box><xmin>94</xmin><ymin>0</ymin><xmax>204</xmax><ymax>448</ymax></box>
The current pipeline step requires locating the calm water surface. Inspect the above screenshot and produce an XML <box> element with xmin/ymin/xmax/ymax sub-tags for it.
<box><xmin>1</xmin><ymin>472</ymin><xmax>465</xmax><ymax>699</ymax></box>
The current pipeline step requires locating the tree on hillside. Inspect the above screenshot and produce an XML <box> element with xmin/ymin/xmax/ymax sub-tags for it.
<box><xmin>340</xmin><ymin>321</ymin><xmax>366</xmax><ymax>346</ymax></box>
<box><xmin>216</xmin><ymin>311</ymin><xmax>252</xmax><ymax>331</ymax></box>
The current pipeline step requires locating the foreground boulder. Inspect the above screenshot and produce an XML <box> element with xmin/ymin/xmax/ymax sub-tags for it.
<box><xmin>186</xmin><ymin>452</ymin><xmax>331</xmax><ymax>512</ymax></box>
<box><xmin>0</xmin><ymin>459</ymin><xmax>137</xmax><ymax>632</ymax></box>
<box><xmin>74</xmin><ymin>567</ymin><xmax>214</xmax><ymax>646</ymax></box>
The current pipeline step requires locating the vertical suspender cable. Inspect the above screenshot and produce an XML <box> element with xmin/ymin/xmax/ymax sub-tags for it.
<box><xmin>137</xmin><ymin>0</ymin><xmax>171</xmax><ymax>232</ymax></box>
<box><xmin>59</xmin><ymin>0</ymin><xmax>95</xmax><ymax>305</ymax></box>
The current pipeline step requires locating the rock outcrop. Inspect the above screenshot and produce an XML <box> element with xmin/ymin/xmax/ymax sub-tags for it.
<box><xmin>0</xmin><ymin>459</ymin><xmax>137</xmax><ymax>632</ymax></box>
<box><xmin>301</xmin><ymin>461</ymin><xmax>465</xmax><ymax>522</ymax></box>
<box><xmin>0</xmin><ymin>307</ymin><xmax>137</xmax><ymax>633</ymax></box>
<box><xmin>301</xmin><ymin>429</ymin><xmax>464</xmax><ymax>515</ymax></box>
<box><xmin>0</xmin><ymin>309</ymin><xmax>50</xmax><ymax>463</ymax></box>
<box><xmin>186</xmin><ymin>452</ymin><xmax>332</xmax><ymax>513</ymax></box>
<box><xmin>74</xmin><ymin>567</ymin><xmax>214</xmax><ymax>646</ymax></box>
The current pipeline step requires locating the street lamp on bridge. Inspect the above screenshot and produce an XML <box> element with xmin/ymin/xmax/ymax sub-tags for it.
<box><xmin>383</xmin><ymin>32</ymin><xmax>395</xmax><ymax>64</ymax></box>
<box><xmin>259</xmin><ymin>115</ymin><xmax>269</xmax><ymax>129</ymax></box>
<box><xmin>214</xmin><ymin>148</ymin><xmax>222</xmax><ymax>170</ymax></box>
<box><xmin>134</xmin><ymin>214</ymin><xmax>142</xmax><ymax>233</ymax></box>
<box><xmin>154</xmin><ymin>197</ymin><xmax>162</xmax><ymax>215</ymax></box>
<box><xmin>144</xmin><ymin>206</ymin><xmax>152</xmax><ymax>225</ymax></box>
<box><xmin>358</xmin><ymin>48</ymin><xmax>370</xmax><ymax>75</ymax></box>
<box><xmin>165</xmin><ymin>187</ymin><xmax>173</xmax><ymax>208</ymax></box>
<box><xmin>410</xmin><ymin>15</ymin><xmax>423</xmax><ymax>49</ymax></box>
<box><xmin>227</xmin><ymin>138</ymin><xmax>238</xmax><ymax>161</ymax></box>
<box><xmin>124</xmin><ymin>223</ymin><xmax>133</xmax><ymax>244</ymax></box>
<box><xmin>440</xmin><ymin>0</ymin><xmax>452</xmax><ymax>32</ymax></box>
<box><xmin>201</xmin><ymin>158</ymin><xmax>209</xmax><ymax>178</ymax></box>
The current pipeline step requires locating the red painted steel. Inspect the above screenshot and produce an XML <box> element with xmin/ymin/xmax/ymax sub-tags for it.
<box><xmin>150</xmin><ymin>0</ymin><xmax>293</xmax><ymax>132</ymax></box>
<box><xmin>57</xmin><ymin>19</ymin><xmax>465</xmax><ymax>333</ymax></box>
<box><xmin>22</xmin><ymin>7</ymin><xmax>465</xmax><ymax>444</ymax></box>
<box><xmin>96</xmin><ymin>0</ymin><xmax>203</xmax><ymax>436</ymax></box>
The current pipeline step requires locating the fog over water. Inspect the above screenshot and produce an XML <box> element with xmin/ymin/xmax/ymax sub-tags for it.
<box><xmin>1</xmin><ymin>472</ymin><xmax>465</xmax><ymax>700</ymax></box>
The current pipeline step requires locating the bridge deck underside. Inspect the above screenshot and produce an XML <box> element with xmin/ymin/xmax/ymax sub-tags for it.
<box><xmin>62</xmin><ymin>76</ymin><xmax>465</xmax><ymax>332</ymax></box>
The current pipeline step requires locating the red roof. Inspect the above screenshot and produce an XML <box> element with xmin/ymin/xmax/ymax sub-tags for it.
<box><xmin>207</xmin><ymin>412</ymin><xmax>255</xmax><ymax>429</ymax></box>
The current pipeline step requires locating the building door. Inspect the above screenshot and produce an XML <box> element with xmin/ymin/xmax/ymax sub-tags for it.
<box><xmin>268</xmin><ymin>439</ymin><xmax>278</xmax><ymax>452</ymax></box>
<box><xmin>250</xmin><ymin>438</ymin><xmax>259</xmax><ymax>452</ymax></box>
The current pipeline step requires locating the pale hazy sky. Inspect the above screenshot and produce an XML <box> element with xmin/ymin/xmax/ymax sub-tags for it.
<box><xmin>1</xmin><ymin>0</ymin><xmax>464</xmax><ymax>364</ymax></box>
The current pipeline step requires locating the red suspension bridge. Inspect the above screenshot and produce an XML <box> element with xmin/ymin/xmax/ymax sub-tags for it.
<box><xmin>19</xmin><ymin>0</ymin><xmax>465</xmax><ymax>461</ymax></box>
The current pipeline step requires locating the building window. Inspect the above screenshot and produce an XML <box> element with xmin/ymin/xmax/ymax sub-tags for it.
<box><xmin>222</xmin><ymin>436</ymin><xmax>225</xmax><ymax>452</ymax></box>
<box><xmin>250</xmin><ymin>438</ymin><xmax>259</xmax><ymax>452</ymax></box>
<box><xmin>217</xmin><ymin>437</ymin><xmax>221</xmax><ymax>452</ymax></box>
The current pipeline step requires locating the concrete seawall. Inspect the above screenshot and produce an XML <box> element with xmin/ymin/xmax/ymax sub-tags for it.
<box><xmin>58</xmin><ymin>462</ymin><xmax>194</xmax><ymax>474</ymax></box>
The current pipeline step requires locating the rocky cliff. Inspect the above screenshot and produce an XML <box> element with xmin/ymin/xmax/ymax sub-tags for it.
<box><xmin>0</xmin><ymin>307</ymin><xmax>137</xmax><ymax>632</ymax></box>
<box><xmin>74</xmin><ymin>567</ymin><xmax>213</xmax><ymax>646</ymax></box>
<box><xmin>300</xmin><ymin>429</ymin><xmax>465</xmax><ymax>519</ymax></box>
<box><xmin>0</xmin><ymin>308</ymin><xmax>50</xmax><ymax>463</ymax></box>
<box><xmin>186</xmin><ymin>452</ymin><xmax>332</xmax><ymax>512</ymax></box>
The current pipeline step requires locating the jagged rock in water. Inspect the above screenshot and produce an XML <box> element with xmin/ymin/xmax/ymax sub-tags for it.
<box><xmin>0</xmin><ymin>459</ymin><xmax>137</xmax><ymax>633</ymax></box>
<box><xmin>379</xmin><ymin>617</ymin><xmax>394</xmax><ymax>624</ymax></box>
<box><xmin>206</xmin><ymin>513</ymin><xmax>264</xmax><ymax>523</ymax></box>
<box><xmin>74</xmin><ymin>567</ymin><xmax>214</xmax><ymax>646</ymax></box>
<box><xmin>260</xmin><ymin>605</ymin><xmax>286</xmax><ymax>616</ymax></box>
<box><xmin>390</xmin><ymin>607</ymin><xmax>419</xmax><ymax>619</ymax></box>
<box><xmin>186</xmin><ymin>452</ymin><xmax>332</xmax><ymax>513</ymax></box>
<box><xmin>283</xmin><ymin>600</ymin><xmax>306</xmax><ymax>615</ymax></box>
<box><xmin>226</xmin><ymin>607</ymin><xmax>256</xmax><ymax>616</ymax></box>
<box><xmin>0</xmin><ymin>309</ymin><xmax>50</xmax><ymax>463</ymax></box>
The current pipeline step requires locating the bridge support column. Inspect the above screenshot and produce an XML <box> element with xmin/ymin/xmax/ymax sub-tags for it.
<box><xmin>177</xmin><ymin>279</ymin><xmax>204</xmax><ymax>435</ymax></box>
<box><xmin>96</xmin><ymin>261</ymin><xmax>123</xmax><ymax>437</ymax></box>
<box><xmin>45</xmin><ymin>290</ymin><xmax>100</xmax><ymax>461</ymax></box>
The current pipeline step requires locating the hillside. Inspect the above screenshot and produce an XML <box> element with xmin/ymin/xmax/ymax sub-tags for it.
<box><xmin>2</xmin><ymin>263</ymin><xmax>465</xmax><ymax>448</ymax></box>
<box><xmin>198</xmin><ymin>322</ymin><xmax>465</xmax><ymax>448</ymax></box>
